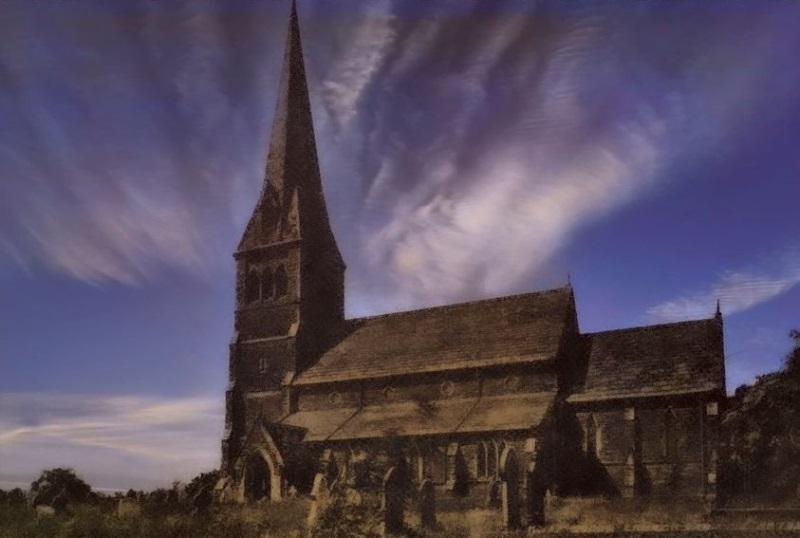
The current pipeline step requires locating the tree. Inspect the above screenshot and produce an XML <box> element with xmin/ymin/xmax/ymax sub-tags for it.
<box><xmin>7</xmin><ymin>488</ymin><xmax>26</xmax><ymax>506</ymax></box>
<box><xmin>184</xmin><ymin>470</ymin><xmax>221</xmax><ymax>501</ymax></box>
<box><xmin>29</xmin><ymin>468</ymin><xmax>91</xmax><ymax>506</ymax></box>
<box><xmin>720</xmin><ymin>330</ymin><xmax>800</xmax><ymax>503</ymax></box>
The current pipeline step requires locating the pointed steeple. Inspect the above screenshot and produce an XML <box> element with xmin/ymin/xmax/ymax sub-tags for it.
<box><xmin>715</xmin><ymin>299</ymin><xmax>722</xmax><ymax>320</ymax></box>
<box><xmin>237</xmin><ymin>0</ymin><xmax>343</xmax><ymax>268</ymax></box>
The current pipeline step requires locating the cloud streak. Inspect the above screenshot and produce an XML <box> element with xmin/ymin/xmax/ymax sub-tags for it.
<box><xmin>647</xmin><ymin>247</ymin><xmax>800</xmax><ymax>322</ymax></box>
<box><xmin>0</xmin><ymin>0</ymin><xmax>796</xmax><ymax>310</ymax></box>
<box><xmin>0</xmin><ymin>392</ymin><xmax>222</xmax><ymax>491</ymax></box>
<box><xmin>349</xmin><ymin>5</ymin><xmax>678</xmax><ymax>310</ymax></box>
<box><xmin>0</xmin><ymin>1</ymin><xmax>285</xmax><ymax>285</ymax></box>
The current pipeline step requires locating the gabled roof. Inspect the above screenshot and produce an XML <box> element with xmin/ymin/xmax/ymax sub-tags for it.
<box><xmin>567</xmin><ymin>317</ymin><xmax>725</xmax><ymax>403</ymax></box>
<box><xmin>293</xmin><ymin>287</ymin><xmax>575</xmax><ymax>385</ymax></box>
<box><xmin>279</xmin><ymin>392</ymin><xmax>555</xmax><ymax>442</ymax></box>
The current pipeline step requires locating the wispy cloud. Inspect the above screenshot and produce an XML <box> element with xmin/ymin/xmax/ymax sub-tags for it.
<box><xmin>0</xmin><ymin>1</ymin><xmax>285</xmax><ymax>285</ymax></box>
<box><xmin>320</xmin><ymin>0</ymin><xmax>397</xmax><ymax>133</ymax></box>
<box><xmin>350</xmin><ymin>8</ymin><xmax>677</xmax><ymax>310</ymax></box>
<box><xmin>0</xmin><ymin>0</ymin><xmax>795</xmax><ymax>304</ymax></box>
<box><xmin>646</xmin><ymin>247</ymin><xmax>800</xmax><ymax>322</ymax></box>
<box><xmin>0</xmin><ymin>393</ymin><xmax>222</xmax><ymax>491</ymax></box>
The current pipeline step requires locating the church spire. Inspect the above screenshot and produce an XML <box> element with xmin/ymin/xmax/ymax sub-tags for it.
<box><xmin>237</xmin><ymin>0</ymin><xmax>343</xmax><ymax>268</ymax></box>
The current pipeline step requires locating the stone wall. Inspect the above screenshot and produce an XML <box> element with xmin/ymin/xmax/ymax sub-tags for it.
<box><xmin>575</xmin><ymin>398</ymin><xmax>719</xmax><ymax>499</ymax></box>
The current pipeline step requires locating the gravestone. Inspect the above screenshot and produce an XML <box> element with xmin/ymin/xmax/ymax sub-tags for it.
<box><xmin>526</xmin><ymin>461</ymin><xmax>546</xmax><ymax>527</ymax></box>
<box><xmin>418</xmin><ymin>479</ymin><xmax>436</xmax><ymax>530</ymax></box>
<box><xmin>499</xmin><ymin>446</ymin><xmax>521</xmax><ymax>530</ymax></box>
<box><xmin>307</xmin><ymin>472</ymin><xmax>330</xmax><ymax>529</ymax></box>
<box><xmin>383</xmin><ymin>466</ymin><xmax>406</xmax><ymax>536</ymax></box>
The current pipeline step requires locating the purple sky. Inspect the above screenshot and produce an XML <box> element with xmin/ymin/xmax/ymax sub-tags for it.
<box><xmin>1</xmin><ymin>0</ymin><xmax>799</xmax><ymax>492</ymax></box>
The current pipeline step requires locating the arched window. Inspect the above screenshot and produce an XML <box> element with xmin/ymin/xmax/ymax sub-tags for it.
<box><xmin>477</xmin><ymin>442</ymin><xmax>488</xmax><ymax>478</ymax></box>
<box><xmin>586</xmin><ymin>414</ymin><xmax>599</xmax><ymax>457</ymax></box>
<box><xmin>624</xmin><ymin>451</ymin><xmax>636</xmax><ymax>488</ymax></box>
<box><xmin>487</xmin><ymin>440</ymin><xmax>498</xmax><ymax>478</ymax></box>
<box><xmin>432</xmin><ymin>445</ymin><xmax>447</xmax><ymax>484</ymax></box>
<box><xmin>245</xmin><ymin>269</ymin><xmax>260</xmax><ymax>303</ymax></box>
<box><xmin>261</xmin><ymin>268</ymin><xmax>274</xmax><ymax>300</ymax></box>
<box><xmin>408</xmin><ymin>444</ymin><xmax>422</xmax><ymax>483</ymax></box>
<box><xmin>664</xmin><ymin>408</ymin><xmax>677</xmax><ymax>461</ymax></box>
<box><xmin>274</xmin><ymin>264</ymin><xmax>288</xmax><ymax>298</ymax></box>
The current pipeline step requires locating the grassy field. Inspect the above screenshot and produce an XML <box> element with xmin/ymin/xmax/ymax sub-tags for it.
<box><xmin>2</xmin><ymin>496</ymin><xmax>800</xmax><ymax>537</ymax></box>
<box><xmin>0</xmin><ymin>500</ymin><xmax>310</xmax><ymax>538</ymax></box>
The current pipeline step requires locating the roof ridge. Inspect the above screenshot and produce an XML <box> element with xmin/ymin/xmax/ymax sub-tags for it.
<box><xmin>346</xmin><ymin>285</ymin><xmax>572</xmax><ymax>324</ymax></box>
<box><xmin>586</xmin><ymin>316</ymin><xmax>717</xmax><ymax>337</ymax></box>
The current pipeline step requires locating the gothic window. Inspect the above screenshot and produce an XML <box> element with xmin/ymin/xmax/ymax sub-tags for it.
<box><xmin>477</xmin><ymin>441</ymin><xmax>488</xmax><ymax>478</ymax></box>
<box><xmin>431</xmin><ymin>445</ymin><xmax>447</xmax><ymax>483</ymax></box>
<box><xmin>624</xmin><ymin>451</ymin><xmax>636</xmax><ymax>487</ymax></box>
<box><xmin>409</xmin><ymin>444</ymin><xmax>422</xmax><ymax>483</ymax></box>
<box><xmin>261</xmin><ymin>268</ymin><xmax>274</xmax><ymax>300</ymax></box>
<box><xmin>382</xmin><ymin>386</ymin><xmax>396</xmax><ymax>400</ymax></box>
<box><xmin>259</xmin><ymin>357</ymin><xmax>267</xmax><ymax>374</ymax></box>
<box><xmin>487</xmin><ymin>440</ymin><xmax>498</xmax><ymax>478</ymax></box>
<box><xmin>274</xmin><ymin>264</ymin><xmax>288</xmax><ymax>298</ymax></box>
<box><xmin>245</xmin><ymin>269</ymin><xmax>260</xmax><ymax>303</ymax></box>
<box><xmin>664</xmin><ymin>407</ymin><xmax>677</xmax><ymax>461</ymax></box>
<box><xmin>586</xmin><ymin>414</ymin><xmax>599</xmax><ymax>458</ymax></box>
<box><xmin>707</xmin><ymin>448</ymin><xmax>718</xmax><ymax>484</ymax></box>
<box><xmin>420</xmin><ymin>443</ymin><xmax>432</xmax><ymax>481</ymax></box>
<box><xmin>329</xmin><ymin>392</ymin><xmax>342</xmax><ymax>406</ymax></box>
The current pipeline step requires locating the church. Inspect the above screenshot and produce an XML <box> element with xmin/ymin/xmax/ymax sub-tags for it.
<box><xmin>220</xmin><ymin>2</ymin><xmax>726</xmax><ymax>514</ymax></box>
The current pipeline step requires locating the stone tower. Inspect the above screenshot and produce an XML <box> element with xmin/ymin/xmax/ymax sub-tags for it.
<box><xmin>222</xmin><ymin>0</ymin><xmax>345</xmax><ymax>475</ymax></box>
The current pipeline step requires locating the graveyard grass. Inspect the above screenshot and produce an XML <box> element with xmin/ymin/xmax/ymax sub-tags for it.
<box><xmin>4</xmin><ymin>497</ymin><xmax>800</xmax><ymax>537</ymax></box>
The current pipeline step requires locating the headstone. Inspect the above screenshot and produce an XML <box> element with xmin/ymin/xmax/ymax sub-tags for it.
<box><xmin>117</xmin><ymin>498</ymin><xmax>142</xmax><ymax>518</ymax></box>
<box><xmin>321</xmin><ymin>449</ymin><xmax>339</xmax><ymax>485</ymax></box>
<box><xmin>418</xmin><ymin>479</ymin><xmax>436</xmax><ymax>530</ymax></box>
<box><xmin>307</xmin><ymin>472</ymin><xmax>329</xmax><ymax>529</ymax></box>
<box><xmin>526</xmin><ymin>461</ymin><xmax>546</xmax><ymax>527</ymax></box>
<box><xmin>35</xmin><ymin>505</ymin><xmax>56</xmax><ymax>522</ymax></box>
<box><xmin>344</xmin><ymin>486</ymin><xmax>362</xmax><ymax>506</ymax></box>
<box><xmin>499</xmin><ymin>447</ymin><xmax>521</xmax><ymax>530</ymax></box>
<box><xmin>383</xmin><ymin>466</ymin><xmax>406</xmax><ymax>536</ymax></box>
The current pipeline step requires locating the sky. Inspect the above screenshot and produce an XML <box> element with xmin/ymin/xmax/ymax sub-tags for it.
<box><xmin>1</xmin><ymin>0</ymin><xmax>799</xmax><ymax>492</ymax></box>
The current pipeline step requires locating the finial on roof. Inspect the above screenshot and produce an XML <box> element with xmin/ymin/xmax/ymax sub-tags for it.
<box><xmin>715</xmin><ymin>299</ymin><xmax>722</xmax><ymax>318</ymax></box>
<box><xmin>567</xmin><ymin>272</ymin><xmax>572</xmax><ymax>287</ymax></box>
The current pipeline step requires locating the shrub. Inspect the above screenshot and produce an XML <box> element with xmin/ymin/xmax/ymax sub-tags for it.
<box><xmin>30</xmin><ymin>468</ymin><xmax>92</xmax><ymax>506</ymax></box>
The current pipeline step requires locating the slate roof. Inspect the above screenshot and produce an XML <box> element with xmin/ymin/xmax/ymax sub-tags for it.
<box><xmin>279</xmin><ymin>392</ymin><xmax>555</xmax><ymax>442</ymax></box>
<box><xmin>279</xmin><ymin>407</ymin><xmax>360</xmax><ymax>442</ymax></box>
<box><xmin>293</xmin><ymin>287</ymin><xmax>574</xmax><ymax>385</ymax></box>
<box><xmin>567</xmin><ymin>317</ymin><xmax>725</xmax><ymax>403</ymax></box>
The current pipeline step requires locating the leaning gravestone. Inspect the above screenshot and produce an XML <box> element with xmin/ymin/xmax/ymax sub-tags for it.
<box><xmin>307</xmin><ymin>472</ymin><xmax>330</xmax><ymax>529</ymax></box>
<box><xmin>499</xmin><ymin>447</ymin><xmax>521</xmax><ymax>530</ymax></box>
<box><xmin>526</xmin><ymin>461</ymin><xmax>547</xmax><ymax>527</ymax></box>
<box><xmin>383</xmin><ymin>466</ymin><xmax>406</xmax><ymax>536</ymax></box>
<box><xmin>418</xmin><ymin>479</ymin><xmax>436</xmax><ymax>530</ymax></box>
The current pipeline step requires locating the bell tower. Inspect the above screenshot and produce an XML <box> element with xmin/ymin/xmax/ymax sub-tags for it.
<box><xmin>222</xmin><ymin>0</ymin><xmax>345</xmax><ymax>473</ymax></box>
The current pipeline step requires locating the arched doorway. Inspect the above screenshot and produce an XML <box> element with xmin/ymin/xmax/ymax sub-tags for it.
<box><xmin>244</xmin><ymin>451</ymin><xmax>272</xmax><ymax>501</ymax></box>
